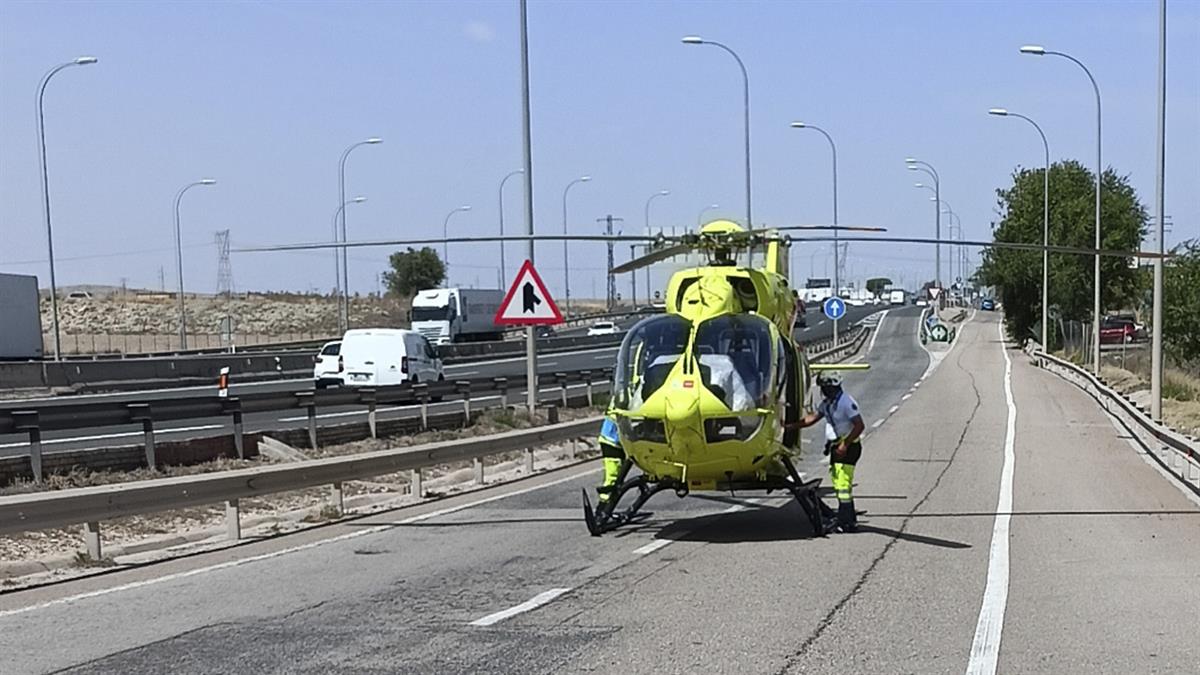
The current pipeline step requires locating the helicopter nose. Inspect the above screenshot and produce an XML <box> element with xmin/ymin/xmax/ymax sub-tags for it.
<box><xmin>662</xmin><ymin>380</ymin><xmax>705</xmax><ymax>453</ymax></box>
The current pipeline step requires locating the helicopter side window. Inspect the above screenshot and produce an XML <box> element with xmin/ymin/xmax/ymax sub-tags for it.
<box><xmin>613</xmin><ymin>314</ymin><xmax>691</xmax><ymax>410</ymax></box>
<box><xmin>693</xmin><ymin>315</ymin><xmax>773</xmax><ymax>411</ymax></box>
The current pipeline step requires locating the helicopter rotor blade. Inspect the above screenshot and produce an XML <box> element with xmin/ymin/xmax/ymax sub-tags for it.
<box><xmin>234</xmin><ymin>233</ymin><xmax>676</xmax><ymax>254</ymax></box>
<box><xmin>610</xmin><ymin>243</ymin><xmax>693</xmax><ymax>274</ymax></box>
<box><xmin>785</xmin><ymin>234</ymin><xmax>1173</xmax><ymax>260</ymax></box>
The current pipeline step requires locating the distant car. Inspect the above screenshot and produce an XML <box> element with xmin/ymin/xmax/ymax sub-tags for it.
<box><xmin>916</xmin><ymin>298</ymin><xmax>929</xmax><ymax>307</ymax></box>
<box><xmin>340</xmin><ymin>328</ymin><xmax>444</xmax><ymax>386</ymax></box>
<box><xmin>313</xmin><ymin>340</ymin><xmax>343</xmax><ymax>388</ymax></box>
<box><xmin>587</xmin><ymin>321</ymin><xmax>620</xmax><ymax>336</ymax></box>
<box><xmin>1099</xmin><ymin>318</ymin><xmax>1137</xmax><ymax>345</ymax></box>
<box><xmin>536</xmin><ymin>325</ymin><xmax>556</xmax><ymax>339</ymax></box>
<box><xmin>980</xmin><ymin>298</ymin><xmax>995</xmax><ymax>311</ymax></box>
<box><xmin>1107</xmin><ymin>314</ymin><xmax>1146</xmax><ymax>341</ymax></box>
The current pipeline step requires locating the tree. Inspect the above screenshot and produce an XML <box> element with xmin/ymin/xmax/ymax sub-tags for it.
<box><xmin>977</xmin><ymin>160</ymin><xmax>1146</xmax><ymax>345</ymax></box>
<box><xmin>865</xmin><ymin>277</ymin><xmax>893</xmax><ymax>296</ymax></box>
<box><xmin>382</xmin><ymin>247</ymin><xmax>445</xmax><ymax>297</ymax></box>
<box><xmin>1163</xmin><ymin>240</ymin><xmax>1200</xmax><ymax>365</ymax></box>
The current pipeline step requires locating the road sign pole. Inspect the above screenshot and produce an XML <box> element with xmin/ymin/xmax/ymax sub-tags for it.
<box><xmin>520</xmin><ymin>0</ymin><xmax>538</xmax><ymax>415</ymax></box>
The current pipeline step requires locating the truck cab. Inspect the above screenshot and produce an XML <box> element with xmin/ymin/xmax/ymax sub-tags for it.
<box><xmin>410</xmin><ymin>288</ymin><xmax>504</xmax><ymax>345</ymax></box>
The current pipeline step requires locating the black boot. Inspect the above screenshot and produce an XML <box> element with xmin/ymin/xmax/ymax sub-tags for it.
<box><xmin>838</xmin><ymin>500</ymin><xmax>858</xmax><ymax>533</ymax></box>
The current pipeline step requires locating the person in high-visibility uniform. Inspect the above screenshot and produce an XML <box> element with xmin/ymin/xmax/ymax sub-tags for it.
<box><xmin>796</xmin><ymin>370</ymin><xmax>866</xmax><ymax>532</ymax></box>
<box><xmin>596</xmin><ymin>414</ymin><xmax>626</xmax><ymax>504</ymax></box>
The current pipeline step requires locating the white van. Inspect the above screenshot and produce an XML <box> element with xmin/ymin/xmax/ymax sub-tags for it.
<box><xmin>339</xmin><ymin>328</ymin><xmax>444</xmax><ymax>387</ymax></box>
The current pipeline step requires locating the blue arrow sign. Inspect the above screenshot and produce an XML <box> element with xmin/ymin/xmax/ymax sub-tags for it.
<box><xmin>823</xmin><ymin>297</ymin><xmax>846</xmax><ymax>320</ymax></box>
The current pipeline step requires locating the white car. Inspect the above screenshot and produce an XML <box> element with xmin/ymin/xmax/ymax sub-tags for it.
<box><xmin>339</xmin><ymin>328</ymin><xmax>444</xmax><ymax>387</ymax></box>
<box><xmin>587</xmin><ymin>321</ymin><xmax>619</xmax><ymax>336</ymax></box>
<box><xmin>313</xmin><ymin>340</ymin><xmax>342</xmax><ymax>388</ymax></box>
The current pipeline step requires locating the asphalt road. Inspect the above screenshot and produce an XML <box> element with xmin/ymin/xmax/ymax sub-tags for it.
<box><xmin>4</xmin><ymin>308</ymin><xmax>1198</xmax><ymax>673</ymax></box>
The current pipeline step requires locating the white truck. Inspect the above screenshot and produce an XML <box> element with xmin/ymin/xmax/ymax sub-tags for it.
<box><xmin>410</xmin><ymin>288</ymin><xmax>504</xmax><ymax>345</ymax></box>
<box><xmin>888</xmin><ymin>289</ymin><xmax>907</xmax><ymax>306</ymax></box>
<box><xmin>0</xmin><ymin>273</ymin><xmax>43</xmax><ymax>359</ymax></box>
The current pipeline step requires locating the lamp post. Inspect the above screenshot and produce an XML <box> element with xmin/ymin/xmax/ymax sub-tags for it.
<box><xmin>498</xmin><ymin>169</ymin><xmax>523</xmax><ymax>286</ymax></box>
<box><xmin>697</xmin><ymin>203</ymin><xmax>720</xmax><ymax>225</ymax></box>
<box><xmin>990</xmin><ymin>107</ymin><xmax>1051</xmax><ymax>348</ymax></box>
<box><xmin>333</xmin><ymin>196</ymin><xmax>366</xmax><ymax>304</ymax></box>
<box><xmin>442</xmin><ymin>205</ymin><xmax>472</xmax><ymax>285</ymax></box>
<box><xmin>791</xmin><ymin>121</ymin><xmax>840</xmax><ymax>344</ymax></box>
<box><xmin>644</xmin><ymin>190</ymin><xmax>670</xmax><ymax>236</ymax></box>
<box><xmin>907</xmin><ymin>158</ymin><xmax>941</xmax><ymax>296</ymax></box>
<box><xmin>1021</xmin><ymin>44</ymin><xmax>1101</xmax><ymax>374</ymax></box>
<box><xmin>338</xmin><ymin>137</ymin><xmax>382</xmax><ymax>330</ymax></box>
<box><xmin>37</xmin><ymin>55</ymin><xmax>98</xmax><ymax>360</ymax></box>
<box><xmin>562</xmin><ymin>176</ymin><xmax>591</xmax><ymax>315</ymax></box>
<box><xmin>173</xmin><ymin>179</ymin><xmax>216</xmax><ymax>350</ymax></box>
<box><xmin>682</xmin><ymin>36</ymin><xmax>751</xmax><ymax>230</ymax></box>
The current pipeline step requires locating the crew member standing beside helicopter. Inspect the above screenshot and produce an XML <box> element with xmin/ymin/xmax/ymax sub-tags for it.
<box><xmin>796</xmin><ymin>371</ymin><xmax>866</xmax><ymax>532</ymax></box>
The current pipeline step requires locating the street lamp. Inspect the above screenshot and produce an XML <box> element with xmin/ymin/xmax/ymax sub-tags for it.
<box><xmin>37</xmin><ymin>55</ymin><xmax>98</xmax><ymax>360</ymax></box>
<box><xmin>791</xmin><ymin>121</ymin><xmax>841</xmax><ymax>343</ymax></box>
<box><xmin>562</xmin><ymin>175</ymin><xmax>591</xmax><ymax>314</ymax></box>
<box><xmin>338</xmin><ymin>137</ymin><xmax>382</xmax><ymax>330</ymax></box>
<box><xmin>332</xmin><ymin>196</ymin><xmax>367</xmax><ymax>304</ymax></box>
<box><xmin>990</xmin><ymin>107</ymin><xmax>1051</xmax><ymax>348</ymax></box>
<box><xmin>442</xmin><ymin>205</ymin><xmax>472</xmax><ymax>285</ymax></box>
<box><xmin>173</xmin><ymin>179</ymin><xmax>216</xmax><ymax>350</ymax></box>
<box><xmin>644</xmin><ymin>189</ymin><xmax>670</xmax><ymax>238</ymax></box>
<box><xmin>697</xmin><ymin>203</ymin><xmax>720</xmax><ymax>225</ymax></box>
<box><xmin>1021</xmin><ymin>44</ymin><xmax>1102</xmax><ymax>374</ymax></box>
<box><xmin>498</xmin><ymin>169</ymin><xmax>524</xmax><ymax>286</ymax></box>
<box><xmin>906</xmin><ymin>158</ymin><xmax>941</xmax><ymax>294</ymax></box>
<box><xmin>682</xmin><ymin>36</ymin><xmax>751</xmax><ymax>230</ymax></box>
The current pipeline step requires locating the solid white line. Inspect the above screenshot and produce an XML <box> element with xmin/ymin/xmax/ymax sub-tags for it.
<box><xmin>0</xmin><ymin>468</ymin><xmax>596</xmax><ymax>619</ymax></box>
<box><xmin>965</xmin><ymin>320</ymin><xmax>1017</xmax><ymax>675</ymax></box>
<box><xmin>469</xmin><ymin>587</ymin><xmax>572</xmax><ymax>627</ymax></box>
<box><xmin>0</xmin><ymin>424</ymin><xmax>225</xmax><ymax>450</ymax></box>
<box><xmin>867</xmin><ymin>310</ymin><xmax>889</xmax><ymax>353</ymax></box>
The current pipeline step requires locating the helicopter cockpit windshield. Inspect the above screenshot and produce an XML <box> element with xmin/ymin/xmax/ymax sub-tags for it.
<box><xmin>613</xmin><ymin>313</ymin><xmax>776</xmax><ymax>414</ymax></box>
<box><xmin>693</xmin><ymin>314</ymin><xmax>774</xmax><ymax>411</ymax></box>
<box><xmin>614</xmin><ymin>314</ymin><xmax>691</xmax><ymax>410</ymax></box>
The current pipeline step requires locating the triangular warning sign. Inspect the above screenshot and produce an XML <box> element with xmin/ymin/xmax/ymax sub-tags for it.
<box><xmin>495</xmin><ymin>260</ymin><xmax>564</xmax><ymax>325</ymax></box>
<box><xmin>928</xmin><ymin>287</ymin><xmax>942</xmax><ymax>299</ymax></box>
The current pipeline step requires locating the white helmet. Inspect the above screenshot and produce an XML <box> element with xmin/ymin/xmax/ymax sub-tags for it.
<box><xmin>816</xmin><ymin>370</ymin><xmax>843</xmax><ymax>388</ymax></box>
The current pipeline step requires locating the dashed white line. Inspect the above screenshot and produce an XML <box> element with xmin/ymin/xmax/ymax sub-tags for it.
<box><xmin>966</xmin><ymin>319</ymin><xmax>1018</xmax><ymax>675</ymax></box>
<box><xmin>0</xmin><ymin>424</ymin><xmax>225</xmax><ymax>450</ymax></box>
<box><xmin>632</xmin><ymin>539</ymin><xmax>673</xmax><ymax>556</ymax></box>
<box><xmin>0</xmin><ymin>468</ymin><xmax>597</xmax><ymax>619</ymax></box>
<box><xmin>469</xmin><ymin>587</ymin><xmax>572</xmax><ymax>627</ymax></box>
<box><xmin>871</xmin><ymin>419</ymin><xmax>884</xmax><ymax>429</ymax></box>
<box><xmin>888</xmin><ymin>405</ymin><xmax>900</xmax><ymax>415</ymax></box>
<box><xmin>901</xmin><ymin>393</ymin><xmax>913</xmax><ymax>401</ymax></box>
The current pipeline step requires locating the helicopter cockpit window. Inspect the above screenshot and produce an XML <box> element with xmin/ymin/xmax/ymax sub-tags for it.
<box><xmin>614</xmin><ymin>314</ymin><xmax>692</xmax><ymax>410</ymax></box>
<box><xmin>693</xmin><ymin>315</ymin><xmax>773</xmax><ymax>411</ymax></box>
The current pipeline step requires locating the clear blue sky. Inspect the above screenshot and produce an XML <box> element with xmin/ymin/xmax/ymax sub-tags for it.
<box><xmin>1</xmin><ymin>0</ymin><xmax>1196</xmax><ymax>298</ymax></box>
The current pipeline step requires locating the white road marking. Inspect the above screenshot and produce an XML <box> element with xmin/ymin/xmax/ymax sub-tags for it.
<box><xmin>0</xmin><ymin>424</ymin><xmax>225</xmax><ymax>450</ymax></box>
<box><xmin>867</xmin><ymin>310</ymin><xmax>889</xmax><ymax>353</ymax></box>
<box><xmin>888</xmin><ymin>405</ymin><xmax>900</xmax><ymax>414</ymax></box>
<box><xmin>966</xmin><ymin>320</ymin><xmax>1017</xmax><ymax>675</ymax></box>
<box><xmin>0</xmin><ymin>468</ymin><xmax>597</xmax><ymax>619</ymax></box>
<box><xmin>631</xmin><ymin>539</ymin><xmax>673</xmax><ymax>556</ymax></box>
<box><xmin>469</xmin><ymin>588</ymin><xmax>572</xmax><ymax>627</ymax></box>
<box><xmin>901</xmin><ymin>393</ymin><xmax>912</xmax><ymax>401</ymax></box>
<box><xmin>871</xmin><ymin>419</ymin><xmax>884</xmax><ymax>429</ymax></box>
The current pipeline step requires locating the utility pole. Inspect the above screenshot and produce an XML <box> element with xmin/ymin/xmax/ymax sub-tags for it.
<box><xmin>1150</xmin><ymin>0</ymin><xmax>1167</xmax><ymax>420</ymax></box>
<box><xmin>519</xmin><ymin>0</ymin><xmax>538</xmax><ymax>415</ymax></box>
<box><xmin>598</xmin><ymin>215</ymin><xmax>623</xmax><ymax>311</ymax></box>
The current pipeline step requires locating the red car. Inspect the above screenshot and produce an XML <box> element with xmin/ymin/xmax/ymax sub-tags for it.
<box><xmin>1099</xmin><ymin>319</ymin><xmax>1137</xmax><ymax>344</ymax></box>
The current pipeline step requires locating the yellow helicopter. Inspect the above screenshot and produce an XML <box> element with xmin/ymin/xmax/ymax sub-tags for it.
<box><xmin>582</xmin><ymin>219</ymin><xmax>871</xmax><ymax>537</ymax></box>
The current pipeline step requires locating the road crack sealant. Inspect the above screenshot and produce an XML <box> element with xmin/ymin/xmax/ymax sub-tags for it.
<box><xmin>776</xmin><ymin>321</ymin><xmax>984</xmax><ymax>674</ymax></box>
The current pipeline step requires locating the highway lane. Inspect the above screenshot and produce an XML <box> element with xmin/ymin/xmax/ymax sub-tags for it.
<box><xmin>4</xmin><ymin>309</ymin><xmax>1195</xmax><ymax>673</ymax></box>
<box><xmin>0</xmin><ymin>307</ymin><xmax>886</xmax><ymax>457</ymax></box>
<box><xmin>0</xmin><ymin>346</ymin><xmax>620</xmax><ymax>457</ymax></box>
<box><xmin>0</xmin><ymin>307</ymin><xmax>930</xmax><ymax>674</ymax></box>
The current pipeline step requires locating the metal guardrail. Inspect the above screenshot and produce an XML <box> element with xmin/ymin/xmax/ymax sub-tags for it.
<box><xmin>0</xmin><ymin>416</ymin><xmax>601</xmax><ymax>559</ymax></box>
<box><xmin>1033</xmin><ymin>350</ymin><xmax>1199</xmax><ymax>492</ymax></box>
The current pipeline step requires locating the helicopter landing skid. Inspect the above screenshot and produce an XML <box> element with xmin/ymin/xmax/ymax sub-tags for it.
<box><xmin>583</xmin><ymin>475</ymin><xmax>678</xmax><ymax>537</ymax></box>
